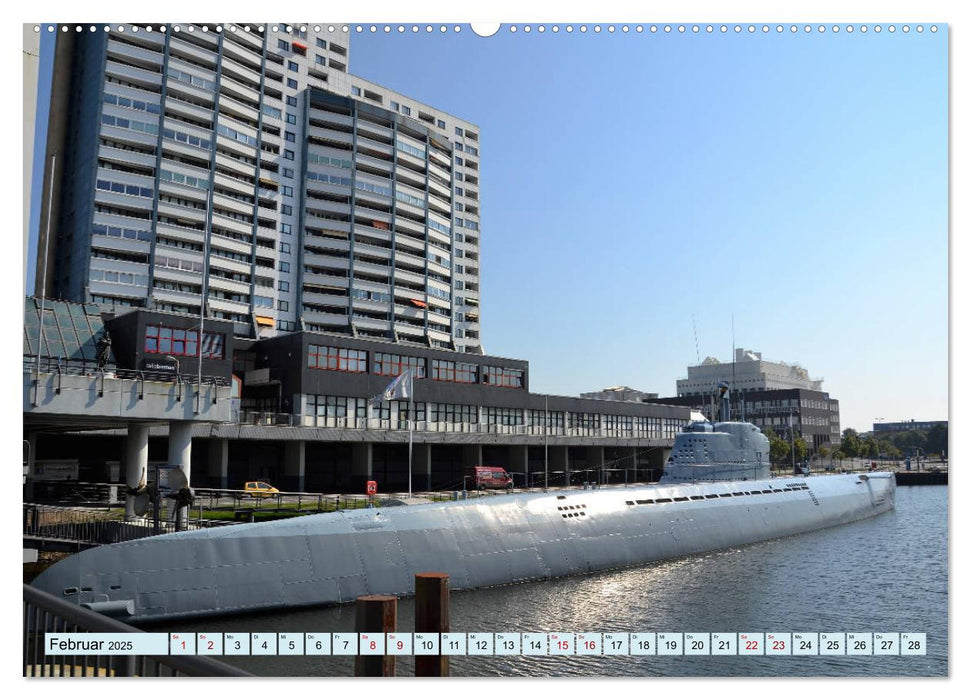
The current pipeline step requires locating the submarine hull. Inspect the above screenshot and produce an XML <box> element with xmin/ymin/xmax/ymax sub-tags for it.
<box><xmin>31</xmin><ymin>473</ymin><xmax>895</xmax><ymax>622</ymax></box>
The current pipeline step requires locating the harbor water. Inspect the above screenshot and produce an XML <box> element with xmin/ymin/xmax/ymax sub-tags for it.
<box><xmin>147</xmin><ymin>485</ymin><xmax>947</xmax><ymax>677</ymax></box>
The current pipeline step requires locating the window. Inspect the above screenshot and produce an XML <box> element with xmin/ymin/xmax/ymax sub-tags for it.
<box><xmin>282</xmin><ymin>185</ymin><xmax>293</xmax><ymax>197</ymax></box>
<box><xmin>288</xmin><ymin>61</ymin><xmax>299</xmax><ymax>72</ymax></box>
<box><xmin>351</xmin><ymin>86</ymin><xmax>361</xmax><ymax>96</ymax></box>
<box><xmin>455</xmin><ymin>156</ymin><xmax>463</xmax><ymax>165</ymax></box>
<box><xmin>283</xmin><ymin>167</ymin><xmax>294</xmax><ymax>179</ymax></box>
<box><xmin>390</xmin><ymin>101</ymin><xmax>399</xmax><ymax>111</ymax></box>
<box><xmin>278</xmin><ymin>39</ymin><xmax>290</xmax><ymax>51</ymax></box>
<box><xmin>280</xmin><ymin>223</ymin><xmax>292</xmax><ymax>234</ymax></box>
<box><xmin>279</xmin><ymin>281</ymin><xmax>290</xmax><ymax>292</ymax></box>
<box><xmin>482</xmin><ymin>366</ymin><xmax>525</xmax><ymax>388</ymax></box>
<box><xmin>280</xmin><ymin>242</ymin><xmax>291</xmax><ymax>253</ymax></box>
<box><xmin>287</xmin><ymin>78</ymin><xmax>298</xmax><ymax>89</ymax></box>
<box><xmin>315</xmin><ymin>55</ymin><xmax>326</xmax><ymax>66</ymax></box>
<box><xmin>455</xmin><ymin>126</ymin><xmax>463</xmax><ymax>136</ymax></box>
<box><xmin>285</xmin><ymin>131</ymin><xmax>296</xmax><ymax>142</ymax></box>
<box><xmin>309</xmin><ymin>395</ymin><xmax>368</xmax><ymax>419</ymax></box>
<box><xmin>144</xmin><ymin>325</ymin><xmax>225</xmax><ymax>359</ymax></box>
<box><xmin>278</xmin><ymin>300</ymin><xmax>289</xmax><ymax>312</ymax></box>
<box><xmin>429</xmin><ymin>403</ymin><xmax>477</xmax><ymax>424</ymax></box>
<box><xmin>401</xmin><ymin>105</ymin><xmax>411</xmax><ymax>116</ymax></box>
<box><xmin>286</xmin><ymin>113</ymin><xmax>297</xmax><ymax>124</ymax></box>
<box><xmin>454</xmin><ymin>143</ymin><xmax>463</xmax><ymax>153</ymax></box>
<box><xmin>281</xmin><ymin>204</ymin><xmax>293</xmax><ymax>215</ymax></box>
<box><xmin>308</xmin><ymin>345</ymin><xmax>367</xmax><ymax>372</ymax></box>
<box><xmin>374</xmin><ymin>352</ymin><xmax>426</xmax><ymax>378</ymax></box>
<box><xmin>437</xmin><ymin>119</ymin><xmax>445</xmax><ymax>129</ymax></box>
<box><xmin>284</xmin><ymin>149</ymin><xmax>295</xmax><ymax>160</ymax></box>
<box><xmin>279</xmin><ymin>261</ymin><xmax>290</xmax><ymax>272</ymax></box>
<box><xmin>484</xmin><ymin>407</ymin><xmax>524</xmax><ymax>426</ymax></box>
<box><xmin>316</xmin><ymin>38</ymin><xmax>326</xmax><ymax>48</ymax></box>
<box><xmin>287</xmin><ymin>96</ymin><xmax>297</xmax><ymax>107</ymax></box>
<box><xmin>431</xmin><ymin>359</ymin><xmax>478</xmax><ymax>383</ymax></box>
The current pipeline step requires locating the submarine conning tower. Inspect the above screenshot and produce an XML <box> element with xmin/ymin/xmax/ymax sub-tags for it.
<box><xmin>659</xmin><ymin>382</ymin><xmax>771</xmax><ymax>484</ymax></box>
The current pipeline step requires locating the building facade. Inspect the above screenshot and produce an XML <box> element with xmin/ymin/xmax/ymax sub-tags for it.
<box><xmin>25</xmin><ymin>300</ymin><xmax>691</xmax><ymax>492</ymax></box>
<box><xmin>873</xmin><ymin>420</ymin><xmax>947</xmax><ymax>434</ymax></box>
<box><xmin>676</xmin><ymin>348</ymin><xmax>823</xmax><ymax>397</ymax></box>
<box><xmin>36</xmin><ymin>23</ymin><xmax>483</xmax><ymax>353</ymax></box>
<box><xmin>654</xmin><ymin>388</ymin><xmax>841</xmax><ymax>453</ymax></box>
<box><xmin>580</xmin><ymin>386</ymin><xmax>659</xmax><ymax>403</ymax></box>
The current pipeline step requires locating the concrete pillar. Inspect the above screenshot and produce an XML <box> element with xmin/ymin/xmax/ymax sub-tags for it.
<box><xmin>24</xmin><ymin>431</ymin><xmax>38</xmax><ymax>500</ymax></box>
<box><xmin>461</xmin><ymin>444</ymin><xmax>482</xmax><ymax>467</ymax></box>
<box><xmin>413</xmin><ymin>443</ymin><xmax>432</xmax><ymax>492</ymax></box>
<box><xmin>510</xmin><ymin>445</ymin><xmax>528</xmax><ymax>488</ymax></box>
<box><xmin>124</xmin><ymin>423</ymin><xmax>150</xmax><ymax>519</ymax></box>
<box><xmin>25</xmin><ymin>431</ymin><xmax>37</xmax><ymax>476</ymax></box>
<box><xmin>168</xmin><ymin>420</ymin><xmax>193</xmax><ymax>525</ymax></box>
<box><xmin>647</xmin><ymin>447</ymin><xmax>671</xmax><ymax>482</ymax></box>
<box><xmin>585</xmin><ymin>446</ymin><xmax>604</xmax><ymax>484</ymax></box>
<box><xmin>284</xmin><ymin>440</ymin><xmax>306</xmax><ymax>492</ymax></box>
<box><xmin>207</xmin><ymin>438</ymin><xmax>229</xmax><ymax>490</ymax></box>
<box><xmin>551</xmin><ymin>445</ymin><xmax>569</xmax><ymax>486</ymax></box>
<box><xmin>625</xmin><ymin>447</ymin><xmax>638</xmax><ymax>484</ymax></box>
<box><xmin>352</xmin><ymin>442</ymin><xmax>373</xmax><ymax>487</ymax></box>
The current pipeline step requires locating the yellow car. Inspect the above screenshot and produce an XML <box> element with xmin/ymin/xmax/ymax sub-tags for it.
<box><xmin>243</xmin><ymin>481</ymin><xmax>280</xmax><ymax>498</ymax></box>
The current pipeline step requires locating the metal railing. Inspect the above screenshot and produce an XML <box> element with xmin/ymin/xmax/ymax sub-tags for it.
<box><xmin>24</xmin><ymin>356</ymin><xmax>231</xmax><ymax>387</ymax></box>
<box><xmin>244</xmin><ymin>412</ymin><xmax>683</xmax><ymax>440</ymax></box>
<box><xmin>24</xmin><ymin>503</ymin><xmax>232</xmax><ymax>548</ymax></box>
<box><xmin>23</xmin><ymin>584</ymin><xmax>250</xmax><ymax>677</ymax></box>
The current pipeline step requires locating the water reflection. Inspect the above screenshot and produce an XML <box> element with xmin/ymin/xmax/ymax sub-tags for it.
<box><xmin>147</xmin><ymin>486</ymin><xmax>947</xmax><ymax>677</ymax></box>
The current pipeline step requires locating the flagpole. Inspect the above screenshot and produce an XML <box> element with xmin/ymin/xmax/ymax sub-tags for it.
<box><xmin>408</xmin><ymin>370</ymin><xmax>414</xmax><ymax>497</ymax></box>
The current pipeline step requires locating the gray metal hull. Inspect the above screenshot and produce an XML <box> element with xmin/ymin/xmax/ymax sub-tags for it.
<box><xmin>31</xmin><ymin>473</ymin><xmax>895</xmax><ymax>622</ymax></box>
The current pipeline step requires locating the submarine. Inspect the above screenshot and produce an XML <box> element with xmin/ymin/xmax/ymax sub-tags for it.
<box><xmin>31</xmin><ymin>383</ymin><xmax>895</xmax><ymax>622</ymax></box>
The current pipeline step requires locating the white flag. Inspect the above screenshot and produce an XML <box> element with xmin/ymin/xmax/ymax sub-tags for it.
<box><xmin>372</xmin><ymin>369</ymin><xmax>412</xmax><ymax>406</ymax></box>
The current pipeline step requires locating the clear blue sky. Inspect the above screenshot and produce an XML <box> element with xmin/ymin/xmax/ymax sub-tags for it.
<box><xmin>349</xmin><ymin>26</ymin><xmax>948</xmax><ymax>432</ymax></box>
<box><xmin>25</xmin><ymin>24</ymin><xmax>948</xmax><ymax>433</ymax></box>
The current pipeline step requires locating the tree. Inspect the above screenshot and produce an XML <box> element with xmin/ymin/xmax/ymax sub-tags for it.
<box><xmin>840</xmin><ymin>428</ymin><xmax>861</xmax><ymax>458</ymax></box>
<box><xmin>763</xmin><ymin>428</ymin><xmax>791</xmax><ymax>466</ymax></box>
<box><xmin>926</xmin><ymin>424</ymin><xmax>948</xmax><ymax>456</ymax></box>
<box><xmin>793</xmin><ymin>437</ymin><xmax>808</xmax><ymax>463</ymax></box>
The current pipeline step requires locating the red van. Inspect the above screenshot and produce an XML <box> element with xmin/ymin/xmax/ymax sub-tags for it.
<box><xmin>465</xmin><ymin>466</ymin><xmax>513</xmax><ymax>490</ymax></box>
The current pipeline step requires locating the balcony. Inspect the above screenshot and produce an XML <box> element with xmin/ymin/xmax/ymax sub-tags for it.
<box><xmin>98</xmin><ymin>144</ymin><xmax>156</xmax><ymax>170</ymax></box>
<box><xmin>215</xmin><ymin>152</ymin><xmax>256</xmax><ymax>179</ymax></box>
<box><xmin>168</xmin><ymin>36</ymin><xmax>218</xmax><ymax>68</ymax></box>
<box><xmin>211</xmin><ymin>212</ymin><xmax>253</xmax><ymax>236</ymax></box>
<box><xmin>106</xmin><ymin>40</ymin><xmax>164</xmax><ymax>71</ymax></box>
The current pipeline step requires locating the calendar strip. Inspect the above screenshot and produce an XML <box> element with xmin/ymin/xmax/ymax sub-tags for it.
<box><xmin>44</xmin><ymin>632</ymin><xmax>927</xmax><ymax>656</ymax></box>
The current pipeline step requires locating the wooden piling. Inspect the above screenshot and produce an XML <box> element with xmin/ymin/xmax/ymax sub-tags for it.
<box><xmin>354</xmin><ymin>594</ymin><xmax>397</xmax><ymax>677</ymax></box>
<box><xmin>415</xmin><ymin>572</ymin><xmax>450</xmax><ymax>677</ymax></box>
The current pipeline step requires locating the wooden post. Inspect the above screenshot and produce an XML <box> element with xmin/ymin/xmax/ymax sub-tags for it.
<box><xmin>415</xmin><ymin>572</ymin><xmax>450</xmax><ymax>677</ymax></box>
<box><xmin>354</xmin><ymin>595</ymin><xmax>397</xmax><ymax>677</ymax></box>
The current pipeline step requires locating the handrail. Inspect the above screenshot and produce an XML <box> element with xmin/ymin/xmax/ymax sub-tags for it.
<box><xmin>23</xmin><ymin>584</ymin><xmax>251</xmax><ymax>677</ymax></box>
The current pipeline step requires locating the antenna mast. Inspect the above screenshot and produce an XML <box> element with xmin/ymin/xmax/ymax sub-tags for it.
<box><xmin>692</xmin><ymin>314</ymin><xmax>700</xmax><ymax>364</ymax></box>
<box><xmin>731</xmin><ymin>314</ymin><xmax>736</xmax><ymax>420</ymax></box>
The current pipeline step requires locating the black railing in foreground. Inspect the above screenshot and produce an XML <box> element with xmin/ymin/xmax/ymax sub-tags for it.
<box><xmin>23</xmin><ymin>584</ymin><xmax>251</xmax><ymax>677</ymax></box>
<box><xmin>23</xmin><ymin>356</ymin><xmax>231</xmax><ymax>387</ymax></box>
<box><xmin>24</xmin><ymin>503</ymin><xmax>232</xmax><ymax>547</ymax></box>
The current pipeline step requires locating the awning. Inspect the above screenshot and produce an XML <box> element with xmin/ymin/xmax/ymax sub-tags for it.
<box><xmin>255</xmin><ymin>315</ymin><xmax>275</xmax><ymax>327</ymax></box>
<box><xmin>409</xmin><ymin>299</ymin><xmax>428</xmax><ymax>308</ymax></box>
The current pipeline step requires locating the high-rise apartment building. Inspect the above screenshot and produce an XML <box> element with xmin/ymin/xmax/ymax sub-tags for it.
<box><xmin>35</xmin><ymin>23</ymin><xmax>483</xmax><ymax>353</ymax></box>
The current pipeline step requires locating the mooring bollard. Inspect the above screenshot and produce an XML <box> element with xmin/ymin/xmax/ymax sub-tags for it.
<box><xmin>354</xmin><ymin>595</ymin><xmax>397</xmax><ymax>677</ymax></box>
<box><xmin>415</xmin><ymin>572</ymin><xmax>450</xmax><ymax>677</ymax></box>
